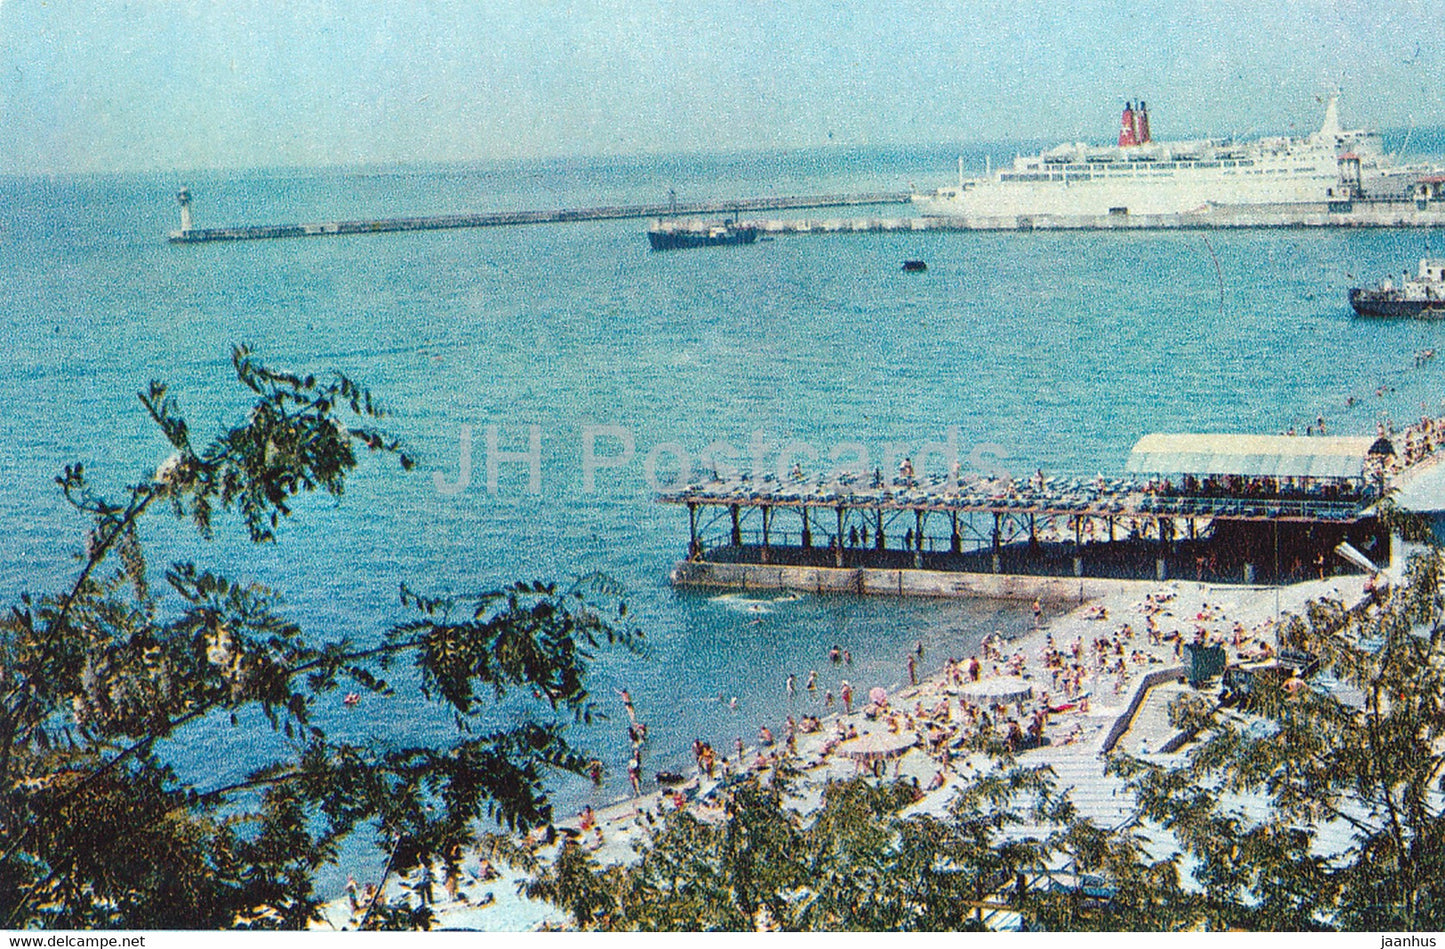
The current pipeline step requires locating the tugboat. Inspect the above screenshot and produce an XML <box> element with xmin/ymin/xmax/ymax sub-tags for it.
<box><xmin>647</xmin><ymin>219</ymin><xmax>758</xmax><ymax>251</ymax></box>
<box><xmin>1349</xmin><ymin>259</ymin><xmax>1445</xmax><ymax>317</ymax></box>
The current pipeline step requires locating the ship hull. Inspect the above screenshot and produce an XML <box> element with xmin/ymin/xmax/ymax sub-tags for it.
<box><xmin>647</xmin><ymin>225</ymin><xmax>758</xmax><ymax>251</ymax></box>
<box><xmin>914</xmin><ymin>163</ymin><xmax>1341</xmax><ymax>219</ymax></box>
<box><xmin>1349</xmin><ymin>288</ymin><xmax>1445</xmax><ymax>319</ymax></box>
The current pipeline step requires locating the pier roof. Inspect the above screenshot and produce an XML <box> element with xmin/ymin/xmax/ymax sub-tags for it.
<box><xmin>659</xmin><ymin>473</ymin><xmax>1367</xmax><ymax>524</ymax></box>
<box><xmin>1125</xmin><ymin>433</ymin><xmax>1382</xmax><ymax>480</ymax></box>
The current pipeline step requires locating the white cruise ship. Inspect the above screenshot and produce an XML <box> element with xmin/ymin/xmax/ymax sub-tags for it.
<box><xmin>914</xmin><ymin>95</ymin><xmax>1419</xmax><ymax>220</ymax></box>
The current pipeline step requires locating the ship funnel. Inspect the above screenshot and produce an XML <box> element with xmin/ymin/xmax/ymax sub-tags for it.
<box><xmin>1118</xmin><ymin>101</ymin><xmax>1138</xmax><ymax>147</ymax></box>
<box><xmin>1137</xmin><ymin>101</ymin><xmax>1151</xmax><ymax>144</ymax></box>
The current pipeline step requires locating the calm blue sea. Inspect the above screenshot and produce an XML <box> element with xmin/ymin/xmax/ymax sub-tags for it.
<box><xmin>5</xmin><ymin>137</ymin><xmax>1445</xmax><ymax>892</ymax></box>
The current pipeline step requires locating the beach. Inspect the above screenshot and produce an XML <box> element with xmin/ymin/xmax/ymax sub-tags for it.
<box><xmin>313</xmin><ymin>570</ymin><xmax>1369</xmax><ymax>931</ymax></box>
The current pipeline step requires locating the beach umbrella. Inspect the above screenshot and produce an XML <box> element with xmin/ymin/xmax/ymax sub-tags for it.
<box><xmin>835</xmin><ymin>730</ymin><xmax>917</xmax><ymax>761</ymax></box>
<box><xmin>950</xmin><ymin>676</ymin><xmax>1033</xmax><ymax>705</ymax></box>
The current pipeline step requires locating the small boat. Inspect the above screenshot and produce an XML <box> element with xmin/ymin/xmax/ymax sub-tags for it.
<box><xmin>1349</xmin><ymin>259</ymin><xmax>1445</xmax><ymax>317</ymax></box>
<box><xmin>902</xmin><ymin>259</ymin><xmax>927</xmax><ymax>272</ymax></box>
<box><xmin>647</xmin><ymin>219</ymin><xmax>758</xmax><ymax>251</ymax></box>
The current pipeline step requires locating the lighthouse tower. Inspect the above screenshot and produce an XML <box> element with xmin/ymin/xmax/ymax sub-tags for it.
<box><xmin>176</xmin><ymin>187</ymin><xmax>193</xmax><ymax>233</ymax></box>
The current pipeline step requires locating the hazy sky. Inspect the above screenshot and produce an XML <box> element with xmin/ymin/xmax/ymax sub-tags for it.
<box><xmin>1</xmin><ymin>0</ymin><xmax>1442</xmax><ymax>174</ymax></box>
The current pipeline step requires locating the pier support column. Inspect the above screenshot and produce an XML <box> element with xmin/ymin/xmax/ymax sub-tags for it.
<box><xmin>835</xmin><ymin>507</ymin><xmax>845</xmax><ymax>567</ymax></box>
<box><xmin>687</xmin><ymin>502</ymin><xmax>701</xmax><ymax>560</ymax></box>
<box><xmin>800</xmin><ymin>508</ymin><xmax>812</xmax><ymax>549</ymax></box>
<box><xmin>730</xmin><ymin>504</ymin><xmax>742</xmax><ymax>547</ymax></box>
<box><xmin>913</xmin><ymin>509</ymin><xmax>925</xmax><ymax>569</ymax></box>
<box><xmin>760</xmin><ymin>506</ymin><xmax>772</xmax><ymax>564</ymax></box>
<box><xmin>1244</xmin><ymin>562</ymin><xmax>1256</xmax><ymax>584</ymax></box>
<box><xmin>874</xmin><ymin>509</ymin><xmax>885</xmax><ymax>550</ymax></box>
<box><xmin>950</xmin><ymin>511</ymin><xmax>961</xmax><ymax>554</ymax></box>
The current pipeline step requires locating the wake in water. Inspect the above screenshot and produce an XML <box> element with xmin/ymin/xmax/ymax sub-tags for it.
<box><xmin>707</xmin><ymin>591</ymin><xmax>805</xmax><ymax>615</ymax></box>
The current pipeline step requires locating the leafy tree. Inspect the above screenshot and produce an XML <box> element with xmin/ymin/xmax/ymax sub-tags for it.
<box><xmin>1025</xmin><ymin>805</ymin><xmax>1196</xmax><ymax>930</ymax></box>
<box><xmin>1113</xmin><ymin>550</ymin><xmax>1445</xmax><ymax>930</ymax></box>
<box><xmin>0</xmin><ymin>346</ymin><xmax>638</xmax><ymax>929</ymax></box>
<box><xmin>524</xmin><ymin>548</ymin><xmax>1445</xmax><ymax>932</ymax></box>
<box><xmin>524</xmin><ymin>769</ymin><xmax>813</xmax><ymax>930</ymax></box>
<box><xmin>526</xmin><ymin>758</ymin><xmax>1104</xmax><ymax>931</ymax></box>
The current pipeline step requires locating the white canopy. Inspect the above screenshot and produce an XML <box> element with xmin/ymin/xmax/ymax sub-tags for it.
<box><xmin>835</xmin><ymin>730</ymin><xmax>917</xmax><ymax>761</ymax></box>
<box><xmin>1125</xmin><ymin>433</ymin><xmax>1383</xmax><ymax>480</ymax></box>
<box><xmin>950</xmin><ymin>676</ymin><xmax>1034</xmax><ymax>704</ymax></box>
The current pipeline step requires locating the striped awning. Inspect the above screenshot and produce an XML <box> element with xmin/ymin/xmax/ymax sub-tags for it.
<box><xmin>1125</xmin><ymin>433</ymin><xmax>1382</xmax><ymax>479</ymax></box>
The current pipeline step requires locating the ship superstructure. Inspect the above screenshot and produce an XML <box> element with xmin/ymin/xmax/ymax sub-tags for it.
<box><xmin>1350</xmin><ymin>259</ymin><xmax>1445</xmax><ymax>318</ymax></box>
<box><xmin>915</xmin><ymin>95</ymin><xmax>1418</xmax><ymax>220</ymax></box>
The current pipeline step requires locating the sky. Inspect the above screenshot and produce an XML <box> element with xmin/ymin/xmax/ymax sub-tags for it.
<box><xmin>1</xmin><ymin>0</ymin><xmax>1442</xmax><ymax>174</ymax></box>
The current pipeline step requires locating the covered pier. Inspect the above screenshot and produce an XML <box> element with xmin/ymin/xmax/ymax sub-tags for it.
<box><xmin>659</xmin><ymin>432</ymin><xmax>1393</xmax><ymax>593</ymax></box>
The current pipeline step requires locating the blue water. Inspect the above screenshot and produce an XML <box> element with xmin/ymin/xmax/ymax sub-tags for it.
<box><xmin>6</xmin><ymin>142</ymin><xmax>1445</xmax><ymax>892</ymax></box>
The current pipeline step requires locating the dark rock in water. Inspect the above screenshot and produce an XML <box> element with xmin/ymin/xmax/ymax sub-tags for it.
<box><xmin>654</xmin><ymin>770</ymin><xmax>686</xmax><ymax>785</ymax></box>
<box><xmin>902</xmin><ymin>260</ymin><xmax>927</xmax><ymax>272</ymax></box>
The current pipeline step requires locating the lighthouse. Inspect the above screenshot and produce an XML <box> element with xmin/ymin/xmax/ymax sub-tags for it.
<box><xmin>176</xmin><ymin>187</ymin><xmax>193</xmax><ymax>233</ymax></box>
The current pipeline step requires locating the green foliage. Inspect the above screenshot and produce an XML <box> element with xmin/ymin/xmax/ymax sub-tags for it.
<box><xmin>525</xmin><ymin>764</ymin><xmax>1120</xmax><ymax>932</ymax></box>
<box><xmin>1375</xmin><ymin>496</ymin><xmax>1437</xmax><ymax>545</ymax></box>
<box><xmin>0</xmin><ymin>347</ymin><xmax>637</xmax><ymax>929</ymax></box>
<box><xmin>1113</xmin><ymin>550</ymin><xmax>1445</xmax><ymax>931</ymax></box>
<box><xmin>523</xmin><ymin>549</ymin><xmax>1445</xmax><ymax>933</ymax></box>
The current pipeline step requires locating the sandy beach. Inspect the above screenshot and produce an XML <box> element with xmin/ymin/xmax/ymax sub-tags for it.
<box><xmin>313</xmin><ymin>571</ymin><xmax>1370</xmax><ymax>931</ymax></box>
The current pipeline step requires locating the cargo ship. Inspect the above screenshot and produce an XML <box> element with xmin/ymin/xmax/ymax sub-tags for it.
<box><xmin>647</xmin><ymin>220</ymin><xmax>758</xmax><ymax>251</ymax></box>
<box><xmin>1349</xmin><ymin>259</ymin><xmax>1445</xmax><ymax>318</ymax></box>
<box><xmin>914</xmin><ymin>94</ymin><xmax>1441</xmax><ymax>222</ymax></box>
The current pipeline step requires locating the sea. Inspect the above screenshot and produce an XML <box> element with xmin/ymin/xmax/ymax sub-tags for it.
<box><xmin>5</xmin><ymin>133</ymin><xmax>1445</xmax><ymax>895</ymax></box>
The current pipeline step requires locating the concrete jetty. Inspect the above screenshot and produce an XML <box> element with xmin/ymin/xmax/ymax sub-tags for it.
<box><xmin>737</xmin><ymin>196</ymin><xmax>1445</xmax><ymax>236</ymax></box>
<box><xmin>911</xmin><ymin>196</ymin><xmax>1445</xmax><ymax>230</ymax></box>
<box><xmin>168</xmin><ymin>188</ymin><xmax>1445</xmax><ymax>245</ymax></box>
<box><xmin>165</xmin><ymin>190</ymin><xmax>912</xmax><ymax>244</ymax></box>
